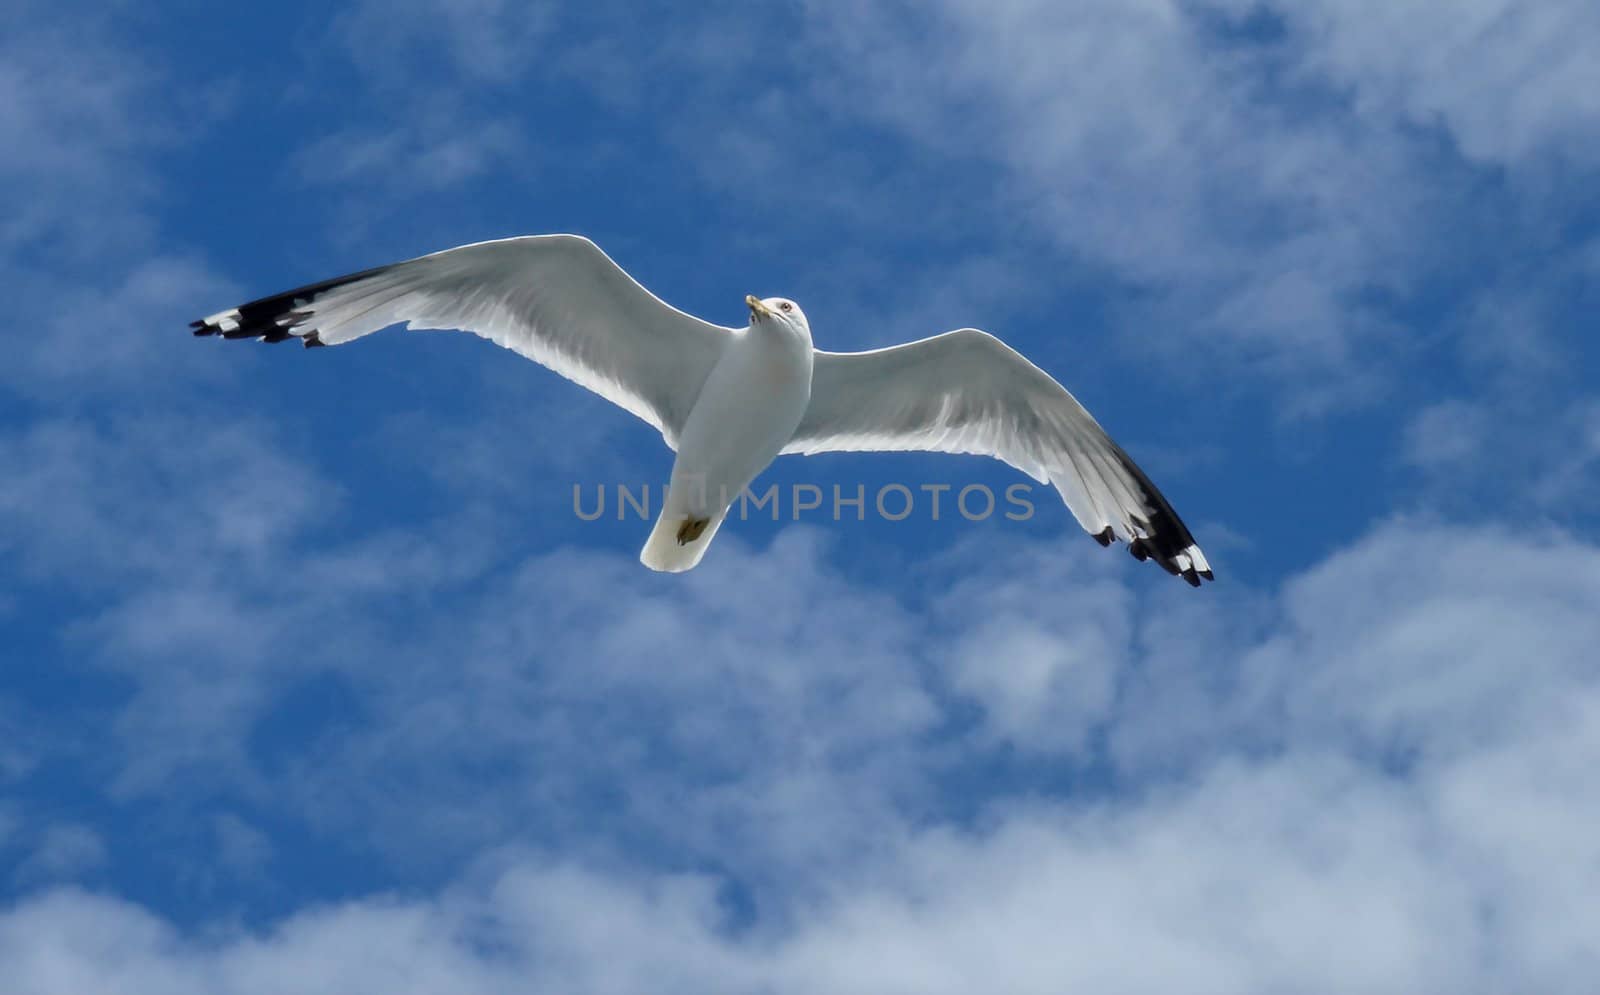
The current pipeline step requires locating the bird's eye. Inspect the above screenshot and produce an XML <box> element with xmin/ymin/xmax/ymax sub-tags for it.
<box><xmin>779</xmin><ymin>302</ymin><xmax>793</xmax><ymax>312</ymax></box>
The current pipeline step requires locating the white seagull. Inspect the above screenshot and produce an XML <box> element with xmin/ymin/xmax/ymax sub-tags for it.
<box><xmin>193</xmin><ymin>235</ymin><xmax>1213</xmax><ymax>585</ymax></box>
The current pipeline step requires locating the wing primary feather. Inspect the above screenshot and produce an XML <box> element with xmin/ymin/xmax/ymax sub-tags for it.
<box><xmin>789</xmin><ymin>327</ymin><xmax>1213</xmax><ymax>586</ymax></box>
<box><xmin>1101</xmin><ymin>438</ymin><xmax>1203</xmax><ymax>578</ymax></box>
<box><xmin>190</xmin><ymin>235</ymin><xmax>734</xmax><ymax>449</ymax></box>
<box><xmin>193</xmin><ymin>263</ymin><xmax>401</xmax><ymax>342</ymax></box>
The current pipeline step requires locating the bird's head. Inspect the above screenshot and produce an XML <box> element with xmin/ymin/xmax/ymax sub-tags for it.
<box><xmin>746</xmin><ymin>295</ymin><xmax>809</xmax><ymax>335</ymax></box>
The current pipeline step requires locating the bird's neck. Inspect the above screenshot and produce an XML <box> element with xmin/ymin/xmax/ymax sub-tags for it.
<box><xmin>754</xmin><ymin>321</ymin><xmax>812</xmax><ymax>351</ymax></box>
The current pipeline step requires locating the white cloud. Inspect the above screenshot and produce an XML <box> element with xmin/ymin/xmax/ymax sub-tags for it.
<box><xmin>0</xmin><ymin>417</ymin><xmax>334</xmax><ymax>587</ymax></box>
<box><xmin>1528</xmin><ymin>400</ymin><xmax>1600</xmax><ymax>508</ymax></box>
<box><xmin>263</xmin><ymin>529</ymin><xmax>940</xmax><ymax>879</ymax></box>
<box><xmin>937</xmin><ymin>545</ymin><xmax>1131</xmax><ymax>753</ymax></box>
<box><xmin>13</xmin><ymin>826</ymin><xmax>108</xmax><ymax>886</ymax></box>
<box><xmin>785</xmin><ymin>0</ymin><xmax>1425</xmax><ymax>402</ymax></box>
<box><xmin>1398</xmin><ymin>396</ymin><xmax>1600</xmax><ymax>515</ymax></box>
<box><xmin>763</xmin><ymin>0</ymin><xmax>1597</xmax><ymax>419</ymax></box>
<box><xmin>283</xmin><ymin>0</ymin><xmax>555</xmax><ymax>209</ymax></box>
<box><xmin>0</xmin><ymin>707</ymin><xmax>35</xmax><ymax>784</ymax></box>
<box><xmin>0</xmin><ymin>9</ymin><xmax>161</xmax><ymax>259</ymax></box>
<box><xmin>1241</xmin><ymin>0</ymin><xmax>1600</xmax><ymax>169</ymax></box>
<box><xmin>293</xmin><ymin>114</ymin><xmax>526</xmax><ymax>194</ymax></box>
<box><xmin>0</xmin><ymin>413</ymin><xmax>441</xmax><ymax>797</ymax></box>
<box><xmin>0</xmin><ymin>3</ymin><xmax>235</xmax><ymax>395</ymax></box>
<box><xmin>5</xmin><ymin>257</ymin><xmax>238</xmax><ymax>394</ymax></box>
<box><xmin>1402</xmin><ymin>400</ymin><xmax>1489</xmax><ymax>469</ymax></box>
<box><xmin>331</xmin><ymin>0</ymin><xmax>553</xmax><ymax>88</ymax></box>
<box><xmin>5</xmin><ymin>512</ymin><xmax>1599</xmax><ymax>992</ymax></box>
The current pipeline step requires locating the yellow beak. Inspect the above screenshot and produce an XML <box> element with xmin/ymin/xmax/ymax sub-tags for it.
<box><xmin>746</xmin><ymin>294</ymin><xmax>773</xmax><ymax>319</ymax></box>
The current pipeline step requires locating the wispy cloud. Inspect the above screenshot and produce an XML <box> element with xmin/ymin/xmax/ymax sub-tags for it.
<box><xmin>7</xmin><ymin>412</ymin><xmax>1599</xmax><ymax>990</ymax></box>
<box><xmin>0</xmin><ymin>2</ymin><xmax>239</xmax><ymax>396</ymax></box>
<box><xmin>13</xmin><ymin>825</ymin><xmax>107</xmax><ymax>887</ymax></box>
<box><xmin>784</xmin><ymin>2</ymin><xmax>1428</xmax><ymax>405</ymax></box>
<box><xmin>331</xmin><ymin>0</ymin><xmax>554</xmax><ymax>88</ymax></box>
<box><xmin>293</xmin><ymin>114</ymin><xmax>527</xmax><ymax>195</ymax></box>
<box><xmin>0</xmin><ymin>8</ymin><xmax>162</xmax><ymax>261</ymax></box>
<box><xmin>1245</xmin><ymin>0</ymin><xmax>1600</xmax><ymax>169</ymax></box>
<box><xmin>4</xmin><ymin>518</ymin><xmax>1600</xmax><ymax>994</ymax></box>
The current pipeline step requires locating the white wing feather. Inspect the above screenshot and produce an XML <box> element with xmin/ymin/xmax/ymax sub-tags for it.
<box><xmin>784</xmin><ymin>328</ymin><xmax>1212</xmax><ymax>583</ymax></box>
<box><xmin>193</xmin><ymin>235</ymin><xmax>731</xmax><ymax>449</ymax></box>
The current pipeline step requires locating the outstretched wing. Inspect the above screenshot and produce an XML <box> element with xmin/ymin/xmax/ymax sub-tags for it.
<box><xmin>192</xmin><ymin>234</ymin><xmax>732</xmax><ymax>449</ymax></box>
<box><xmin>785</xmin><ymin>328</ymin><xmax>1212</xmax><ymax>585</ymax></box>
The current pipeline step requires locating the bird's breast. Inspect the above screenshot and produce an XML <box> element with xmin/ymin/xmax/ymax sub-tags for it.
<box><xmin>675</xmin><ymin>334</ymin><xmax>812</xmax><ymax>466</ymax></box>
<box><xmin>757</xmin><ymin>343</ymin><xmax>812</xmax><ymax>389</ymax></box>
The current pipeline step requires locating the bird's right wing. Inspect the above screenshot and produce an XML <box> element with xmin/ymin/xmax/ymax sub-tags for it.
<box><xmin>192</xmin><ymin>235</ymin><xmax>733</xmax><ymax>449</ymax></box>
<box><xmin>785</xmin><ymin>328</ymin><xmax>1211</xmax><ymax>584</ymax></box>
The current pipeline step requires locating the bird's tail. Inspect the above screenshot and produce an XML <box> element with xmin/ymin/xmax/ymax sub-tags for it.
<box><xmin>639</xmin><ymin>509</ymin><xmax>727</xmax><ymax>572</ymax></box>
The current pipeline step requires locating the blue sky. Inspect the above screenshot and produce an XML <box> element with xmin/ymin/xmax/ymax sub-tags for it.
<box><xmin>3</xmin><ymin>0</ymin><xmax>1599</xmax><ymax>990</ymax></box>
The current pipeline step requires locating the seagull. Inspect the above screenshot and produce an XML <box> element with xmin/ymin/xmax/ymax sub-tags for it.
<box><xmin>193</xmin><ymin>235</ymin><xmax>1213</xmax><ymax>585</ymax></box>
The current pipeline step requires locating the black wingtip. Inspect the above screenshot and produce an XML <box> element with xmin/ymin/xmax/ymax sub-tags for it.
<box><xmin>186</xmin><ymin>259</ymin><xmax>397</xmax><ymax>349</ymax></box>
<box><xmin>1093</xmin><ymin>526</ymin><xmax>1114</xmax><ymax>547</ymax></box>
<box><xmin>1097</xmin><ymin>437</ymin><xmax>1217</xmax><ymax>588</ymax></box>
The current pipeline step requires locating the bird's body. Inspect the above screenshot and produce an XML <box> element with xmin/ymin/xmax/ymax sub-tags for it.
<box><xmin>193</xmin><ymin>234</ymin><xmax>1213</xmax><ymax>585</ymax></box>
<box><xmin>642</xmin><ymin>298</ymin><xmax>814</xmax><ymax>571</ymax></box>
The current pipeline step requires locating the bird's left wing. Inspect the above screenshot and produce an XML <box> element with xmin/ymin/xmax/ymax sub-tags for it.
<box><xmin>784</xmin><ymin>328</ymin><xmax>1212</xmax><ymax>585</ymax></box>
<box><xmin>192</xmin><ymin>235</ymin><xmax>733</xmax><ymax>449</ymax></box>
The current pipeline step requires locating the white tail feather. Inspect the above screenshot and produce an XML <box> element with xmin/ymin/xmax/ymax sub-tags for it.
<box><xmin>639</xmin><ymin>510</ymin><xmax>726</xmax><ymax>572</ymax></box>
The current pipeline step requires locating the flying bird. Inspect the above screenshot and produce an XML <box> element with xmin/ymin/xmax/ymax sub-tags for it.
<box><xmin>192</xmin><ymin>235</ymin><xmax>1213</xmax><ymax>585</ymax></box>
